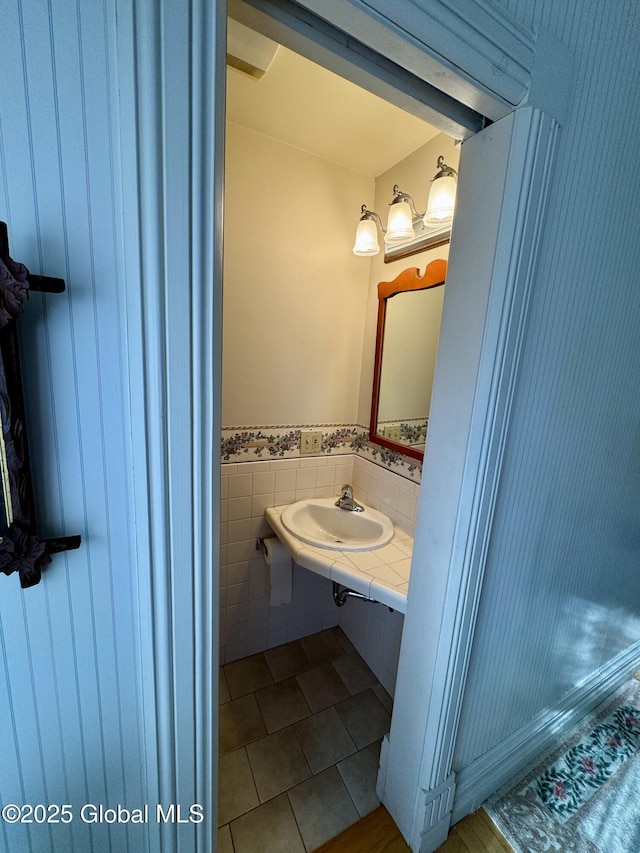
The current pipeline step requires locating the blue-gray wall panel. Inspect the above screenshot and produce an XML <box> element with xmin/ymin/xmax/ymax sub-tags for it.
<box><xmin>0</xmin><ymin>1</ymin><xmax>146</xmax><ymax>850</ymax></box>
<box><xmin>453</xmin><ymin>0</ymin><xmax>640</xmax><ymax>769</ymax></box>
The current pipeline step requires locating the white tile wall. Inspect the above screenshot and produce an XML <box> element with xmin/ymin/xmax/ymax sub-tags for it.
<box><xmin>351</xmin><ymin>455</ymin><xmax>419</xmax><ymax>538</ymax></box>
<box><xmin>220</xmin><ymin>454</ymin><xmax>419</xmax><ymax>693</ymax></box>
<box><xmin>338</xmin><ymin>599</ymin><xmax>405</xmax><ymax>697</ymax></box>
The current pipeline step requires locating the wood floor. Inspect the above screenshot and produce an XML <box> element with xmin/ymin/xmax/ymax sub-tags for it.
<box><xmin>313</xmin><ymin>805</ymin><xmax>410</xmax><ymax>853</ymax></box>
<box><xmin>314</xmin><ymin>805</ymin><xmax>514</xmax><ymax>853</ymax></box>
<box><xmin>437</xmin><ymin>809</ymin><xmax>514</xmax><ymax>853</ymax></box>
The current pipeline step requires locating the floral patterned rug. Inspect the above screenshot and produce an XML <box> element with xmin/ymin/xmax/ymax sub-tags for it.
<box><xmin>486</xmin><ymin>679</ymin><xmax>640</xmax><ymax>852</ymax></box>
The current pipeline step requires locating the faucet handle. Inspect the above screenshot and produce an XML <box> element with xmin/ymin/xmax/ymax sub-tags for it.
<box><xmin>336</xmin><ymin>484</ymin><xmax>364</xmax><ymax>512</ymax></box>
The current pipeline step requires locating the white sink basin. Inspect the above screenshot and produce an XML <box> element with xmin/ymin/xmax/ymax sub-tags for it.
<box><xmin>280</xmin><ymin>498</ymin><xmax>394</xmax><ymax>551</ymax></box>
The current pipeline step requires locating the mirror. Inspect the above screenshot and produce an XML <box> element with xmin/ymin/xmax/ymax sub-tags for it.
<box><xmin>369</xmin><ymin>259</ymin><xmax>447</xmax><ymax>462</ymax></box>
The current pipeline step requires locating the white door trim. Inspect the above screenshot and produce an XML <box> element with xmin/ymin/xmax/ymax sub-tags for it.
<box><xmin>382</xmin><ymin>106</ymin><xmax>560</xmax><ymax>853</ymax></box>
<box><xmin>291</xmin><ymin>0</ymin><xmax>536</xmax><ymax>118</ymax></box>
<box><xmin>116</xmin><ymin>1</ymin><xmax>224</xmax><ymax>849</ymax></box>
<box><xmin>229</xmin><ymin>0</ymin><xmax>486</xmax><ymax>140</ymax></box>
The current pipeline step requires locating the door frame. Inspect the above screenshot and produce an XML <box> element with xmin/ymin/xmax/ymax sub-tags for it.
<box><xmin>116</xmin><ymin>1</ymin><xmax>224</xmax><ymax>849</ymax></box>
<box><xmin>120</xmin><ymin>1</ymin><xmax>568</xmax><ymax>851</ymax></box>
<box><xmin>379</xmin><ymin>106</ymin><xmax>560</xmax><ymax>852</ymax></box>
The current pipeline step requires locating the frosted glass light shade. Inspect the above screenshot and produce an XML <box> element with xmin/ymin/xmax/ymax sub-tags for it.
<box><xmin>424</xmin><ymin>174</ymin><xmax>457</xmax><ymax>227</ymax></box>
<box><xmin>385</xmin><ymin>201</ymin><xmax>415</xmax><ymax>243</ymax></box>
<box><xmin>353</xmin><ymin>218</ymin><xmax>380</xmax><ymax>256</ymax></box>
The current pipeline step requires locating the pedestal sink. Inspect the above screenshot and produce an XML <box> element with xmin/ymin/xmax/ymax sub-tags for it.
<box><xmin>280</xmin><ymin>498</ymin><xmax>394</xmax><ymax>551</ymax></box>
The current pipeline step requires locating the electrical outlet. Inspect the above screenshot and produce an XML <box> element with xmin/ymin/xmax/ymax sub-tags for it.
<box><xmin>386</xmin><ymin>424</ymin><xmax>402</xmax><ymax>442</ymax></box>
<box><xmin>300</xmin><ymin>429</ymin><xmax>323</xmax><ymax>455</ymax></box>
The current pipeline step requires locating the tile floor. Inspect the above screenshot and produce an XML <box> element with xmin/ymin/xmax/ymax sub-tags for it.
<box><xmin>218</xmin><ymin>626</ymin><xmax>393</xmax><ymax>852</ymax></box>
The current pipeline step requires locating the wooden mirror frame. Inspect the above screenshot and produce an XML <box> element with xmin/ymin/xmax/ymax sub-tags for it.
<box><xmin>369</xmin><ymin>258</ymin><xmax>447</xmax><ymax>462</ymax></box>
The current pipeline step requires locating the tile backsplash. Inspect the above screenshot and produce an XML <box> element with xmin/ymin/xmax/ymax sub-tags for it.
<box><xmin>221</xmin><ymin>423</ymin><xmax>423</xmax><ymax>483</ymax></box>
<box><xmin>220</xmin><ymin>454</ymin><xmax>420</xmax><ymax>695</ymax></box>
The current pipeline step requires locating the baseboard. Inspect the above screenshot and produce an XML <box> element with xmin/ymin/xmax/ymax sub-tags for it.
<box><xmin>378</xmin><ymin>740</ymin><xmax>455</xmax><ymax>853</ymax></box>
<box><xmin>451</xmin><ymin>642</ymin><xmax>640</xmax><ymax>823</ymax></box>
<box><xmin>411</xmin><ymin>772</ymin><xmax>456</xmax><ymax>853</ymax></box>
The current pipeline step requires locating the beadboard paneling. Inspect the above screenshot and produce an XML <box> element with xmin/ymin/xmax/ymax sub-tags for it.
<box><xmin>0</xmin><ymin>1</ymin><xmax>145</xmax><ymax>851</ymax></box>
<box><xmin>452</xmin><ymin>0</ymin><xmax>640</xmax><ymax>774</ymax></box>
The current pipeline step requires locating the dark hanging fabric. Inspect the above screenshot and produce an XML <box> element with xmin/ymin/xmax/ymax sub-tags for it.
<box><xmin>0</xmin><ymin>255</ymin><xmax>30</xmax><ymax>328</ymax></box>
<box><xmin>0</xmin><ymin>222</ymin><xmax>80</xmax><ymax>587</ymax></box>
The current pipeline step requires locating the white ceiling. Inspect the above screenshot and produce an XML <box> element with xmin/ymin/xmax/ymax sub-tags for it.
<box><xmin>226</xmin><ymin>42</ymin><xmax>441</xmax><ymax>178</ymax></box>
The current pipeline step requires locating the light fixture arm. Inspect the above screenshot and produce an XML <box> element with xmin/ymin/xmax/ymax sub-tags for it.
<box><xmin>390</xmin><ymin>185</ymin><xmax>423</xmax><ymax>219</ymax></box>
<box><xmin>431</xmin><ymin>155</ymin><xmax>458</xmax><ymax>182</ymax></box>
<box><xmin>359</xmin><ymin>204</ymin><xmax>386</xmax><ymax>234</ymax></box>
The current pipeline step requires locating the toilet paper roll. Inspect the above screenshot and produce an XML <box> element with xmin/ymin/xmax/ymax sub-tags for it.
<box><xmin>262</xmin><ymin>536</ymin><xmax>292</xmax><ymax>606</ymax></box>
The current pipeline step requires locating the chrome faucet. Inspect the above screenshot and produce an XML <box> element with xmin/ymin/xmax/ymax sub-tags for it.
<box><xmin>335</xmin><ymin>484</ymin><xmax>364</xmax><ymax>512</ymax></box>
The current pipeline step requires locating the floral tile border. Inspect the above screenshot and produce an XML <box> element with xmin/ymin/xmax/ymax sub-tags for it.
<box><xmin>377</xmin><ymin>417</ymin><xmax>428</xmax><ymax>445</ymax></box>
<box><xmin>221</xmin><ymin>423</ymin><xmax>422</xmax><ymax>482</ymax></box>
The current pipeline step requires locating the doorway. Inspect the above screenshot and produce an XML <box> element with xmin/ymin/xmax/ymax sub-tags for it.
<box><xmin>220</xmin><ymin>4</ymin><xmax>467</xmax><ymax>847</ymax></box>
<box><xmin>120</xmin><ymin>1</ymin><xmax>556</xmax><ymax>850</ymax></box>
<box><xmin>220</xmin><ymin>6</ymin><xmax>558</xmax><ymax>851</ymax></box>
<box><xmin>221</xmin><ymin>20</ymin><xmax>462</xmax><ymax>655</ymax></box>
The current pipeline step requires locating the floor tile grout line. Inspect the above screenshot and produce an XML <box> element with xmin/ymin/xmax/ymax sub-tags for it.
<box><xmin>220</xmin><ymin>744</ymin><xmax>378</xmax><ymax>843</ymax></box>
<box><xmin>291</xmin><ymin>712</ymin><xmax>313</xmax><ymax>774</ymax></box>
<box><xmin>256</xmin><ymin>675</ymin><xmax>314</xmax><ymax>734</ymax></box>
<box><xmin>222</xmin><ymin>726</ymin><xmax>378</xmax><ymax>827</ymax></box>
<box><xmin>285</xmin><ymin>788</ymin><xmax>311</xmax><ymax>853</ymax></box>
<box><xmin>218</xmin><ymin>630</ymin><xmax>391</xmax><ymax>848</ymax></box>
<box><xmin>219</xmin><ymin>686</ymin><xmax>389</xmax><ymax>761</ymax></box>
<box><xmin>334</xmin><ymin>757</ymin><xmax>369</xmax><ymax>823</ymax></box>
<box><xmin>242</xmin><ymin>737</ymin><xmax>261</xmax><ymax>817</ymax></box>
<box><xmin>221</xmin><ymin>717</ymin><xmax>366</xmax><ymax>824</ymax></box>
<box><xmin>248</xmin><ymin>721</ymin><xmax>314</xmax><ymax>806</ymax></box>
<box><xmin>284</xmin><ymin>765</ymin><xmax>365</xmax><ymax>853</ymax></box>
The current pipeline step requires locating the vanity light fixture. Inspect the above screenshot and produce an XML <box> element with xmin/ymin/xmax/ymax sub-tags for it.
<box><xmin>352</xmin><ymin>205</ymin><xmax>385</xmax><ymax>256</ymax></box>
<box><xmin>385</xmin><ymin>185</ymin><xmax>420</xmax><ymax>243</ymax></box>
<box><xmin>352</xmin><ymin>154</ymin><xmax>458</xmax><ymax>256</ymax></box>
<box><xmin>424</xmin><ymin>155</ymin><xmax>458</xmax><ymax>226</ymax></box>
